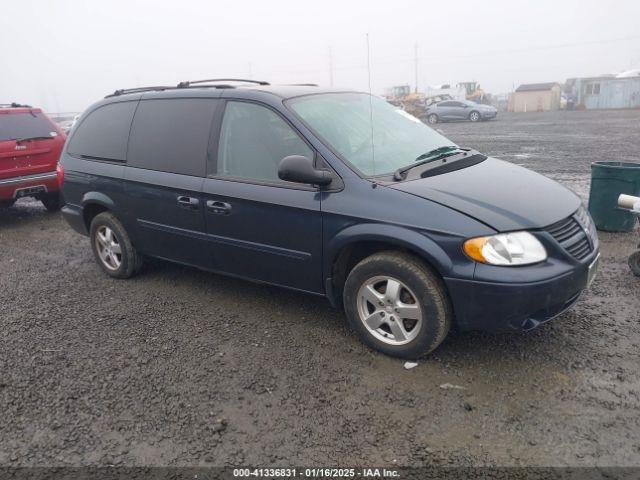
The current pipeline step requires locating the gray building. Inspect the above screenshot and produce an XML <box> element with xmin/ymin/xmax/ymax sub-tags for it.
<box><xmin>566</xmin><ymin>75</ymin><xmax>640</xmax><ymax>109</ymax></box>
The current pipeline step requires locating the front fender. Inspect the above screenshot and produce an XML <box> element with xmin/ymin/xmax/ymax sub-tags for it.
<box><xmin>325</xmin><ymin>223</ymin><xmax>455</xmax><ymax>279</ymax></box>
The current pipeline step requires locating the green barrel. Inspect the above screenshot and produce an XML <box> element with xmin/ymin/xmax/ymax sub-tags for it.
<box><xmin>588</xmin><ymin>161</ymin><xmax>640</xmax><ymax>232</ymax></box>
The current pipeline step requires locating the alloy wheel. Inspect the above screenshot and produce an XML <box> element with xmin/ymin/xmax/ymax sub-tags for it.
<box><xmin>95</xmin><ymin>225</ymin><xmax>122</xmax><ymax>271</ymax></box>
<box><xmin>356</xmin><ymin>276</ymin><xmax>423</xmax><ymax>345</ymax></box>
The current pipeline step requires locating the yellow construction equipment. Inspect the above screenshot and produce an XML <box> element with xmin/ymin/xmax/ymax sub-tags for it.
<box><xmin>457</xmin><ymin>82</ymin><xmax>487</xmax><ymax>103</ymax></box>
<box><xmin>383</xmin><ymin>85</ymin><xmax>428</xmax><ymax>118</ymax></box>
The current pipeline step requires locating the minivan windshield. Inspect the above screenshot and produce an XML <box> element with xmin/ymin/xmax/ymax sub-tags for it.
<box><xmin>0</xmin><ymin>112</ymin><xmax>57</xmax><ymax>142</ymax></box>
<box><xmin>287</xmin><ymin>93</ymin><xmax>455</xmax><ymax>176</ymax></box>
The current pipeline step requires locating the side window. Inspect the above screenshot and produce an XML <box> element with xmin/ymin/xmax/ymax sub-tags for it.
<box><xmin>67</xmin><ymin>101</ymin><xmax>137</xmax><ymax>161</ymax></box>
<box><xmin>216</xmin><ymin>101</ymin><xmax>313</xmax><ymax>182</ymax></box>
<box><xmin>127</xmin><ymin>99</ymin><xmax>218</xmax><ymax>177</ymax></box>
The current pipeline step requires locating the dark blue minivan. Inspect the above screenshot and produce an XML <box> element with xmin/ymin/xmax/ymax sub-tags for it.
<box><xmin>60</xmin><ymin>80</ymin><xmax>599</xmax><ymax>358</ymax></box>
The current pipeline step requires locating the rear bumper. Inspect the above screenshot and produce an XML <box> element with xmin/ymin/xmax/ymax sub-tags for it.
<box><xmin>0</xmin><ymin>172</ymin><xmax>58</xmax><ymax>200</ymax></box>
<box><xmin>61</xmin><ymin>203</ymin><xmax>88</xmax><ymax>236</ymax></box>
<box><xmin>445</xmin><ymin>256</ymin><xmax>594</xmax><ymax>332</ymax></box>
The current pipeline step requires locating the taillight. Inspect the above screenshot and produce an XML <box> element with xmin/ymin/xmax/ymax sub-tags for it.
<box><xmin>56</xmin><ymin>162</ymin><xmax>64</xmax><ymax>189</ymax></box>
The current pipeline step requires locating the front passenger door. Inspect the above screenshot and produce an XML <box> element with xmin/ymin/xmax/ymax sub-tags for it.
<box><xmin>202</xmin><ymin>100</ymin><xmax>323</xmax><ymax>293</ymax></box>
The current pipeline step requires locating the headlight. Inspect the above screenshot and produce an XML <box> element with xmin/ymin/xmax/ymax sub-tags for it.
<box><xmin>463</xmin><ymin>231</ymin><xmax>547</xmax><ymax>266</ymax></box>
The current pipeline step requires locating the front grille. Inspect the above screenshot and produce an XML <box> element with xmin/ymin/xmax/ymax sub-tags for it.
<box><xmin>545</xmin><ymin>206</ymin><xmax>598</xmax><ymax>261</ymax></box>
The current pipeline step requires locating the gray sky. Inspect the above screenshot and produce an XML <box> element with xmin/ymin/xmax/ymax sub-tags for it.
<box><xmin>2</xmin><ymin>0</ymin><xmax>639</xmax><ymax>113</ymax></box>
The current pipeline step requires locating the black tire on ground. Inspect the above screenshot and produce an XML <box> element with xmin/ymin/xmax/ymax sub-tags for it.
<box><xmin>41</xmin><ymin>193</ymin><xmax>62</xmax><ymax>212</ymax></box>
<box><xmin>629</xmin><ymin>251</ymin><xmax>640</xmax><ymax>277</ymax></box>
<box><xmin>343</xmin><ymin>251</ymin><xmax>452</xmax><ymax>359</ymax></box>
<box><xmin>427</xmin><ymin>114</ymin><xmax>438</xmax><ymax>124</ymax></box>
<box><xmin>469</xmin><ymin>111</ymin><xmax>481</xmax><ymax>122</ymax></box>
<box><xmin>89</xmin><ymin>212</ymin><xmax>143</xmax><ymax>279</ymax></box>
<box><xmin>0</xmin><ymin>199</ymin><xmax>16</xmax><ymax>208</ymax></box>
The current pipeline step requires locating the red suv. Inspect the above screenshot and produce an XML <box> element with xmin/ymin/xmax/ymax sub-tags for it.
<box><xmin>0</xmin><ymin>103</ymin><xmax>66</xmax><ymax>210</ymax></box>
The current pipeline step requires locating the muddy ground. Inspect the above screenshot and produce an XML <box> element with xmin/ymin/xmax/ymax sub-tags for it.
<box><xmin>1</xmin><ymin>109</ymin><xmax>639</xmax><ymax>468</ymax></box>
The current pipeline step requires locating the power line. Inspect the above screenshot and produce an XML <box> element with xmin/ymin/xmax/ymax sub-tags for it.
<box><xmin>266</xmin><ymin>34</ymin><xmax>640</xmax><ymax>75</ymax></box>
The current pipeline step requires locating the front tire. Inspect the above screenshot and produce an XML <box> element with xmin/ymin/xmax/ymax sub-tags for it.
<box><xmin>427</xmin><ymin>114</ymin><xmax>438</xmax><ymax>124</ymax></box>
<box><xmin>629</xmin><ymin>251</ymin><xmax>640</xmax><ymax>277</ymax></box>
<box><xmin>343</xmin><ymin>251</ymin><xmax>452</xmax><ymax>359</ymax></box>
<box><xmin>469</xmin><ymin>111</ymin><xmax>481</xmax><ymax>122</ymax></box>
<box><xmin>90</xmin><ymin>212</ymin><xmax>142</xmax><ymax>279</ymax></box>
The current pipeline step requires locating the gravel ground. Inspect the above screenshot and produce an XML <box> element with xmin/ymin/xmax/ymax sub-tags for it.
<box><xmin>1</xmin><ymin>109</ymin><xmax>639</xmax><ymax>468</ymax></box>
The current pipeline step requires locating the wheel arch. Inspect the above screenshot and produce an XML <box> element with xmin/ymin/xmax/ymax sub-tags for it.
<box><xmin>325</xmin><ymin>223</ymin><xmax>453</xmax><ymax>307</ymax></box>
<box><xmin>81</xmin><ymin>192</ymin><xmax>116</xmax><ymax>231</ymax></box>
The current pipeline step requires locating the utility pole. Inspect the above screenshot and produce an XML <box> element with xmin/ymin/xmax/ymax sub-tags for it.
<box><xmin>329</xmin><ymin>46</ymin><xmax>334</xmax><ymax>87</ymax></box>
<box><xmin>414</xmin><ymin>43</ymin><xmax>419</xmax><ymax>93</ymax></box>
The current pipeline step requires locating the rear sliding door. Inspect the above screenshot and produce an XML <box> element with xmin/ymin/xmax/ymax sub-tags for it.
<box><xmin>124</xmin><ymin>97</ymin><xmax>219</xmax><ymax>267</ymax></box>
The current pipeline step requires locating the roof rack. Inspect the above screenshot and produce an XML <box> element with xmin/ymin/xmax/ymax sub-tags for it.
<box><xmin>177</xmin><ymin>78</ymin><xmax>270</xmax><ymax>88</ymax></box>
<box><xmin>0</xmin><ymin>102</ymin><xmax>33</xmax><ymax>108</ymax></box>
<box><xmin>286</xmin><ymin>83</ymin><xmax>319</xmax><ymax>87</ymax></box>
<box><xmin>105</xmin><ymin>86</ymin><xmax>173</xmax><ymax>98</ymax></box>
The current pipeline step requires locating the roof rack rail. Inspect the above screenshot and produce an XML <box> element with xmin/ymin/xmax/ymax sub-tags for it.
<box><xmin>105</xmin><ymin>86</ymin><xmax>173</xmax><ymax>98</ymax></box>
<box><xmin>286</xmin><ymin>83</ymin><xmax>319</xmax><ymax>87</ymax></box>
<box><xmin>0</xmin><ymin>102</ymin><xmax>33</xmax><ymax>108</ymax></box>
<box><xmin>177</xmin><ymin>78</ymin><xmax>270</xmax><ymax>88</ymax></box>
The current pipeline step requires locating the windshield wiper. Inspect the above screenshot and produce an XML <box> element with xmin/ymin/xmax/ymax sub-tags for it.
<box><xmin>414</xmin><ymin>145</ymin><xmax>459</xmax><ymax>161</ymax></box>
<box><xmin>15</xmin><ymin>135</ymin><xmax>55</xmax><ymax>144</ymax></box>
<box><xmin>393</xmin><ymin>146</ymin><xmax>467</xmax><ymax>181</ymax></box>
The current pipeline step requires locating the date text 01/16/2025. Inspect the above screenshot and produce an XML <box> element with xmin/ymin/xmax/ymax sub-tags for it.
<box><xmin>232</xmin><ymin>467</ymin><xmax>400</xmax><ymax>478</ymax></box>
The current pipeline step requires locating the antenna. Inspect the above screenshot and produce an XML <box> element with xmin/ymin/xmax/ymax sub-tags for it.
<box><xmin>366</xmin><ymin>33</ymin><xmax>376</xmax><ymax>175</ymax></box>
<box><xmin>414</xmin><ymin>43</ymin><xmax>419</xmax><ymax>93</ymax></box>
<box><xmin>328</xmin><ymin>46</ymin><xmax>334</xmax><ymax>87</ymax></box>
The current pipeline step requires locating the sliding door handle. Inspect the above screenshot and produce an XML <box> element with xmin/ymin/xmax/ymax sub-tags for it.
<box><xmin>177</xmin><ymin>196</ymin><xmax>200</xmax><ymax>209</ymax></box>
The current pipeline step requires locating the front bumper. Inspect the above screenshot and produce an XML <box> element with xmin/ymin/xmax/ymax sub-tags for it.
<box><xmin>445</xmin><ymin>253</ymin><xmax>596</xmax><ymax>332</ymax></box>
<box><xmin>481</xmin><ymin>110</ymin><xmax>497</xmax><ymax>119</ymax></box>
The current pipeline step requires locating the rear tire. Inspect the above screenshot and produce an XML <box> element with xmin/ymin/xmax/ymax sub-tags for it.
<box><xmin>427</xmin><ymin>114</ymin><xmax>438</xmax><ymax>124</ymax></box>
<box><xmin>41</xmin><ymin>193</ymin><xmax>62</xmax><ymax>212</ymax></box>
<box><xmin>343</xmin><ymin>251</ymin><xmax>452</xmax><ymax>359</ymax></box>
<box><xmin>90</xmin><ymin>212</ymin><xmax>143</xmax><ymax>279</ymax></box>
<box><xmin>469</xmin><ymin>111</ymin><xmax>481</xmax><ymax>122</ymax></box>
<box><xmin>629</xmin><ymin>251</ymin><xmax>640</xmax><ymax>277</ymax></box>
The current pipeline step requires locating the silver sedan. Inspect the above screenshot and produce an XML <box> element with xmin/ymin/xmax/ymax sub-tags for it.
<box><xmin>426</xmin><ymin>100</ymin><xmax>497</xmax><ymax>124</ymax></box>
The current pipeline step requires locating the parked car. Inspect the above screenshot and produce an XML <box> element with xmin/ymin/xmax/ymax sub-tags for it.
<box><xmin>0</xmin><ymin>103</ymin><xmax>66</xmax><ymax>210</ymax></box>
<box><xmin>59</xmin><ymin>81</ymin><xmax>599</xmax><ymax>359</ymax></box>
<box><xmin>426</xmin><ymin>99</ymin><xmax>497</xmax><ymax>124</ymax></box>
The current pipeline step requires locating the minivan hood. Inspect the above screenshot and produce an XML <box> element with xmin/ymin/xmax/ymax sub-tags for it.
<box><xmin>390</xmin><ymin>157</ymin><xmax>581</xmax><ymax>231</ymax></box>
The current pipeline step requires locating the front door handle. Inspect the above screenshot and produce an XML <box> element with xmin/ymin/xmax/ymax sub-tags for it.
<box><xmin>206</xmin><ymin>200</ymin><xmax>232</xmax><ymax>215</ymax></box>
<box><xmin>177</xmin><ymin>195</ymin><xmax>200</xmax><ymax>209</ymax></box>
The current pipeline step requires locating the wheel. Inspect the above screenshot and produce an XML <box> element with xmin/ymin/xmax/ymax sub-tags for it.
<box><xmin>41</xmin><ymin>193</ymin><xmax>62</xmax><ymax>212</ymax></box>
<box><xmin>89</xmin><ymin>212</ymin><xmax>143</xmax><ymax>279</ymax></box>
<box><xmin>427</xmin><ymin>114</ymin><xmax>438</xmax><ymax>125</ymax></box>
<box><xmin>0</xmin><ymin>199</ymin><xmax>16</xmax><ymax>209</ymax></box>
<box><xmin>469</xmin><ymin>111</ymin><xmax>481</xmax><ymax>122</ymax></box>
<box><xmin>629</xmin><ymin>251</ymin><xmax>640</xmax><ymax>277</ymax></box>
<box><xmin>343</xmin><ymin>251</ymin><xmax>452</xmax><ymax>359</ymax></box>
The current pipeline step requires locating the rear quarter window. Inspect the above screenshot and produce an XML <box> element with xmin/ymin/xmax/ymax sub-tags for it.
<box><xmin>127</xmin><ymin>98</ymin><xmax>218</xmax><ymax>177</ymax></box>
<box><xmin>67</xmin><ymin>101</ymin><xmax>137</xmax><ymax>161</ymax></box>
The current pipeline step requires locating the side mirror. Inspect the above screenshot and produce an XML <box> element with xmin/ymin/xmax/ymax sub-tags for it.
<box><xmin>278</xmin><ymin>155</ymin><xmax>332</xmax><ymax>186</ymax></box>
